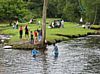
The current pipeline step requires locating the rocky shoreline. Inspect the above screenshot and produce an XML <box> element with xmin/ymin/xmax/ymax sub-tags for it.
<box><xmin>0</xmin><ymin>30</ymin><xmax>100</xmax><ymax>50</ymax></box>
<box><xmin>0</xmin><ymin>35</ymin><xmax>12</xmax><ymax>43</ymax></box>
<box><xmin>7</xmin><ymin>32</ymin><xmax>97</xmax><ymax>50</ymax></box>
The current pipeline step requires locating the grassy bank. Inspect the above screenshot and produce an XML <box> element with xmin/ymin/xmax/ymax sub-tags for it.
<box><xmin>0</xmin><ymin>18</ymin><xmax>96</xmax><ymax>48</ymax></box>
<box><xmin>91</xmin><ymin>25</ymin><xmax>100</xmax><ymax>29</ymax></box>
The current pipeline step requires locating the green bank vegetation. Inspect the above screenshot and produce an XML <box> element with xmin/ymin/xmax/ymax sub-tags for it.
<box><xmin>91</xmin><ymin>25</ymin><xmax>100</xmax><ymax>29</ymax></box>
<box><xmin>0</xmin><ymin>18</ymin><xmax>95</xmax><ymax>44</ymax></box>
<box><xmin>0</xmin><ymin>0</ymin><xmax>100</xmax><ymax>25</ymax></box>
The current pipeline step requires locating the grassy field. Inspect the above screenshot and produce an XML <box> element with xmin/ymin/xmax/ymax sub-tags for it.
<box><xmin>0</xmin><ymin>18</ymin><xmax>95</xmax><ymax>44</ymax></box>
<box><xmin>91</xmin><ymin>25</ymin><xmax>100</xmax><ymax>29</ymax></box>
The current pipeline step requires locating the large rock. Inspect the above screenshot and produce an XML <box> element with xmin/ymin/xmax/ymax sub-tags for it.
<box><xmin>3</xmin><ymin>46</ymin><xmax>12</xmax><ymax>49</ymax></box>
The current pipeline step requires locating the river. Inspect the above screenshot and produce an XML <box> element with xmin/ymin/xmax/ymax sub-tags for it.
<box><xmin>0</xmin><ymin>35</ymin><xmax>100</xmax><ymax>74</ymax></box>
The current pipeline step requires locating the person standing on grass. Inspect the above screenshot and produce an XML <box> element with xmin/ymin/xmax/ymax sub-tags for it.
<box><xmin>13</xmin><ymin>22</ymin><xmax>16</xmax><ymax>29</ymax></box>
<box><xmin>79</xmin><ymin>17</ymin><xmax>83</xmax><ymax>25</ymax></box>
<box><xmin>39</xmin><ymin>29</ymin><xmax>42</xmax><ymax>41</ymax></box>
<box><xmin>37</xmin><ymin>29</ymin><xmax>42</xmax><ymax>41</ymax></box>
<box><xmin>36</xmin><ymin>21</ymin><xmax>40</xmax><ymax>25</ymax></box>
<box><xmin>16</xmin><ymin>20</ymin><xmax>19</xmax><ymax>29</ymax></box>
<box><xmin>19</xmin><ymin>26</ymin><xmax>23</xmax><ymax>39</ymax></box>
<box><xmin>30</xmin><ymin>31</ymin><xmax>34</xmax><ymax>44</ymax></box>
<box><xmin>61</xmin><ymin>20</ymin><xmax>64</xmax><ymax>28</ymax></box>
<box><xmin>34</xmin><ymin>30</ymin><xmax>38</xmax><ymax>44</ymax></box>
<box><xmin>25</xmin><ymin>25</ymin><xmax>29</xmax><ymax>38</ymax></box>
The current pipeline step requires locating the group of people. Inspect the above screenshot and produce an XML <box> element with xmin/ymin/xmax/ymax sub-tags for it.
<box><xmin>79</xmin><ymin>17</ymin><xmax>92</xmax><ymax>29</ymax></box>
<box><xmin>29</xmin><ymin>18</ymin><xmax>41</xmax><ymax>25</ymax></box>
<box><xmin>19</xmin><ymin>25</ymin><xmax>42</xmax><ymax>45</ymax></box>
<box><xmin>82</xmin><ymin>22</ymin><xmax>91</xmax><ymax>29</ymax></box>
<box><xmin>49</xmin><ymin>20</ymin><xmax>64</xmax><ymax>28</ymax></box>
<box><xmin>32</xmin><ymin>43</ymin><xmax>59</xmax><ymax>59</ymax></box>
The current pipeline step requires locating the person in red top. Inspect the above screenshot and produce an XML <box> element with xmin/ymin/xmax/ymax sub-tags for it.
<box><xmin>34</xmin><ymin>30</ymin><xmax>38</xmax><ymax>44</ymax></box>
<box><xmin>19</xmin><ymin>26</ymin><xmax>23</xmax><ymax>39</ymax></box>
<box><xmin>34</xmin><ymin>30</ymin><xmax>38</xmax><ymax>37</ymax></box>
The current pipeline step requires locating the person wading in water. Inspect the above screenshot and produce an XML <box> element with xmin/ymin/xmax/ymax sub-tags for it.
<box><xmin>52</xmin><ymin>43</ymin><xmax>59</xmax><ymax>59</ymax></box>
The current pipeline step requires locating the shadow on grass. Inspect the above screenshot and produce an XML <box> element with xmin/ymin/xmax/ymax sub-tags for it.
<box><xmin>55</xmin><ymin>34</ymin><xmax>78</xmax><ymax>38</ymax></box>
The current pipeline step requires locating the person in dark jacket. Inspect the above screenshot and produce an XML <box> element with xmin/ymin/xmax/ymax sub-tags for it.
<box><xmin>30</xmin><ymin>31</ymin><xmax>34</xmax><ymax>44</ymax></box>
<box><xmin>25</xmin><ymin>25</ymin><xmax>29</xmax><ymax>38</ymax></box>
<box><xmin>19</xmin><ymin>26</ymin><xmax>23</xmax><ymax>39</ymax></box>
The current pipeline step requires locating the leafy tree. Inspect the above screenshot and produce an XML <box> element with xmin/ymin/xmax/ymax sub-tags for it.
<box><xmin>0</xmin><ymin>0</ymin><xmax>30</xmax><ymax>25</ymax></box>
<box><xmin>81</xmin><ymin>0</ymin><xmax>100</xmax><ymax>24</ymax></box>
<box><xmin>0</xmin><ymin>0</ymin><xmax>100</xmax><ymax>24</ymax></box>
<box><xmin>26</xmin><ymin>0</ymin><xmax>43</xmax><ymax>18</ymax></box>
<box><xmin>62</xmin><ymin>0</ymin><xmax>81</xmax><ymax>22</ymax></box>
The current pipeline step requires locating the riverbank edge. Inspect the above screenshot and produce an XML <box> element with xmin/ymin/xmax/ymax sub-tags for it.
<box><xmin>6</xmin><ymin>32</ymin><xmax>96</xmax><ymax>50</ymax></box>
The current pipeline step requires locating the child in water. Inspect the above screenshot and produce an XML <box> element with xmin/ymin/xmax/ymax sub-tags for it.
<box><xmin>32</xmin><ymin>49</ymin><xmax>40</xmax><ymax>58</ymax></box>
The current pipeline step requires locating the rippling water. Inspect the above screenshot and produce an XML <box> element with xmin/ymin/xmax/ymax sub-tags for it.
<box><xmin>0</xmin><ymin>35</ymin><xmax>100</xmax><ymax>74</ymax></box>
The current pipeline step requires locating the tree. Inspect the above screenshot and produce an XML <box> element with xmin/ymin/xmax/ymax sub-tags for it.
<box><xmin>0</xmin><ymin>0</ymin><xmax>30</xmax><ymax>25</ymax></box>
<box><xmin>41</xmin><ymin>0</ymin><xmax>48</xmax><ymax>47</ymax></box>
<box><xmin>0</xmin><ymin>0</ymin><xmax>99</xmax><ymax>24</ymax></box>
<box><xmin>81</xmin><ymin>0</ymin><xmax>100</xmax><ymax>24</ymax></box>
<box><xmin>25</xmin><ymin>0</ymin><xmax>43</xmax><ymax>18</ymax></box>
<box><xmin>62</xmin><ymin>0</ymin><xmax>81</xmax><ymax>22</ymax></box>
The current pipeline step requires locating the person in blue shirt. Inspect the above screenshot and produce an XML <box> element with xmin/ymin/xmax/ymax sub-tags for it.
<box><xmin>32</xmin><ymin>49</ymin><xmax>40</xmax><ymax>58</ymax></box>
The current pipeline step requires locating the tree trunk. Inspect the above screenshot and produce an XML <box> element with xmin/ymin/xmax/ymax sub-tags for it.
<box><xmin>41</xmin><ymin>0</ymin><xmax>48</xmax><ymax>48</ymax></box>
<box><xmin>93</xmin><ymin>6</ymin><xmax>97</xmax><ymax>25</ymax></box>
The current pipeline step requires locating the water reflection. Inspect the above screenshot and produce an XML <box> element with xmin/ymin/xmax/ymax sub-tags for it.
<box><xmin>84</xmin><ymin>36</ymin><xmax>100</xmax><ymax>49</ymax></box>
<box><xmin>83</xmin><ymin>54</ymin><xmax>100</xmax><ymax>74</ymax></box>
<box><xmin>42</xmin><ymin>53</ymin><xmax>48</xmax><ymax>74</ymax></box>
<box><xmin>54</xmin><ymin>53</ymin><xmax>58</xmax><ymax>60</ymax></box>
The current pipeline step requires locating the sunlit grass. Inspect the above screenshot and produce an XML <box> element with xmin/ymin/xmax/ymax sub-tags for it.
<box><xmin>0</xmin><ymin>18</ymin><xmax>95</xmax><ymax>43</ymax></box>
<box><xmin>91</xmin><ymin>25</ymin><xmax>100</xmax><ymax>28</ymax></box>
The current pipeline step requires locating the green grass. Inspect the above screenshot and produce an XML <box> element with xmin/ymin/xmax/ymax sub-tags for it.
<box><xmin>46</xmin><ymin>22</ymin><xmax>95</xmax><ymax>41</ymax></box>
<box><xmin>91</xmin><ymin>25</ymin><xmax>100</xmax><ymax>29</ymax></box>
<box><xmin>0</xmin><ymin>18</ymin><xmax>95</xmax><ymax>43</ymax></box>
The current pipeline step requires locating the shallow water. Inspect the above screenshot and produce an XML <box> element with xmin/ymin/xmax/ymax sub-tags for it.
<box><xmin>0</xmin><ymin>35</ymin><xmax>100</xmax><ymax>74</ymax></box>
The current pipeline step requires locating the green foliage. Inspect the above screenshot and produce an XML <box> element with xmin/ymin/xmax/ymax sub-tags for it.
<box><xmin>62</xmin><ymin>1</ymin><xmax>80</xmax><ymax>22</ymax></box>
<box><xmin>26</xmin><ymin>0</ymin><xmax>43</xmax><ymax>18</ymax></box>
<box><xmin>0</xmin><ymin>0</ymin><xmax>100</xmax><ymax>24</ymax></box>
<box><xmin>0</xmin><ymin>0</ymin><xmax>31</xmax><ymax>22</ymax></box>
<box><xmin>47</xmin><ymin>0</ymin><xmax>81</xmax><ymax>22</ymax></box>
<box><xmin>81</xmin><ymin>0</ymin><xmax>100</xmax><ymax>24</ymax></box>
<box><xmin>91</xmin><ymin>25</ymin><xmax>100</xmax><ymax>29</ymax></box>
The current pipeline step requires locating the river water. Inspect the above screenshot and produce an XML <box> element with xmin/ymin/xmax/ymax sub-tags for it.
<box><xmin>0</xmin><ymin>35</ymin><xmax>100</xmax><ymax>74</ymax></box>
